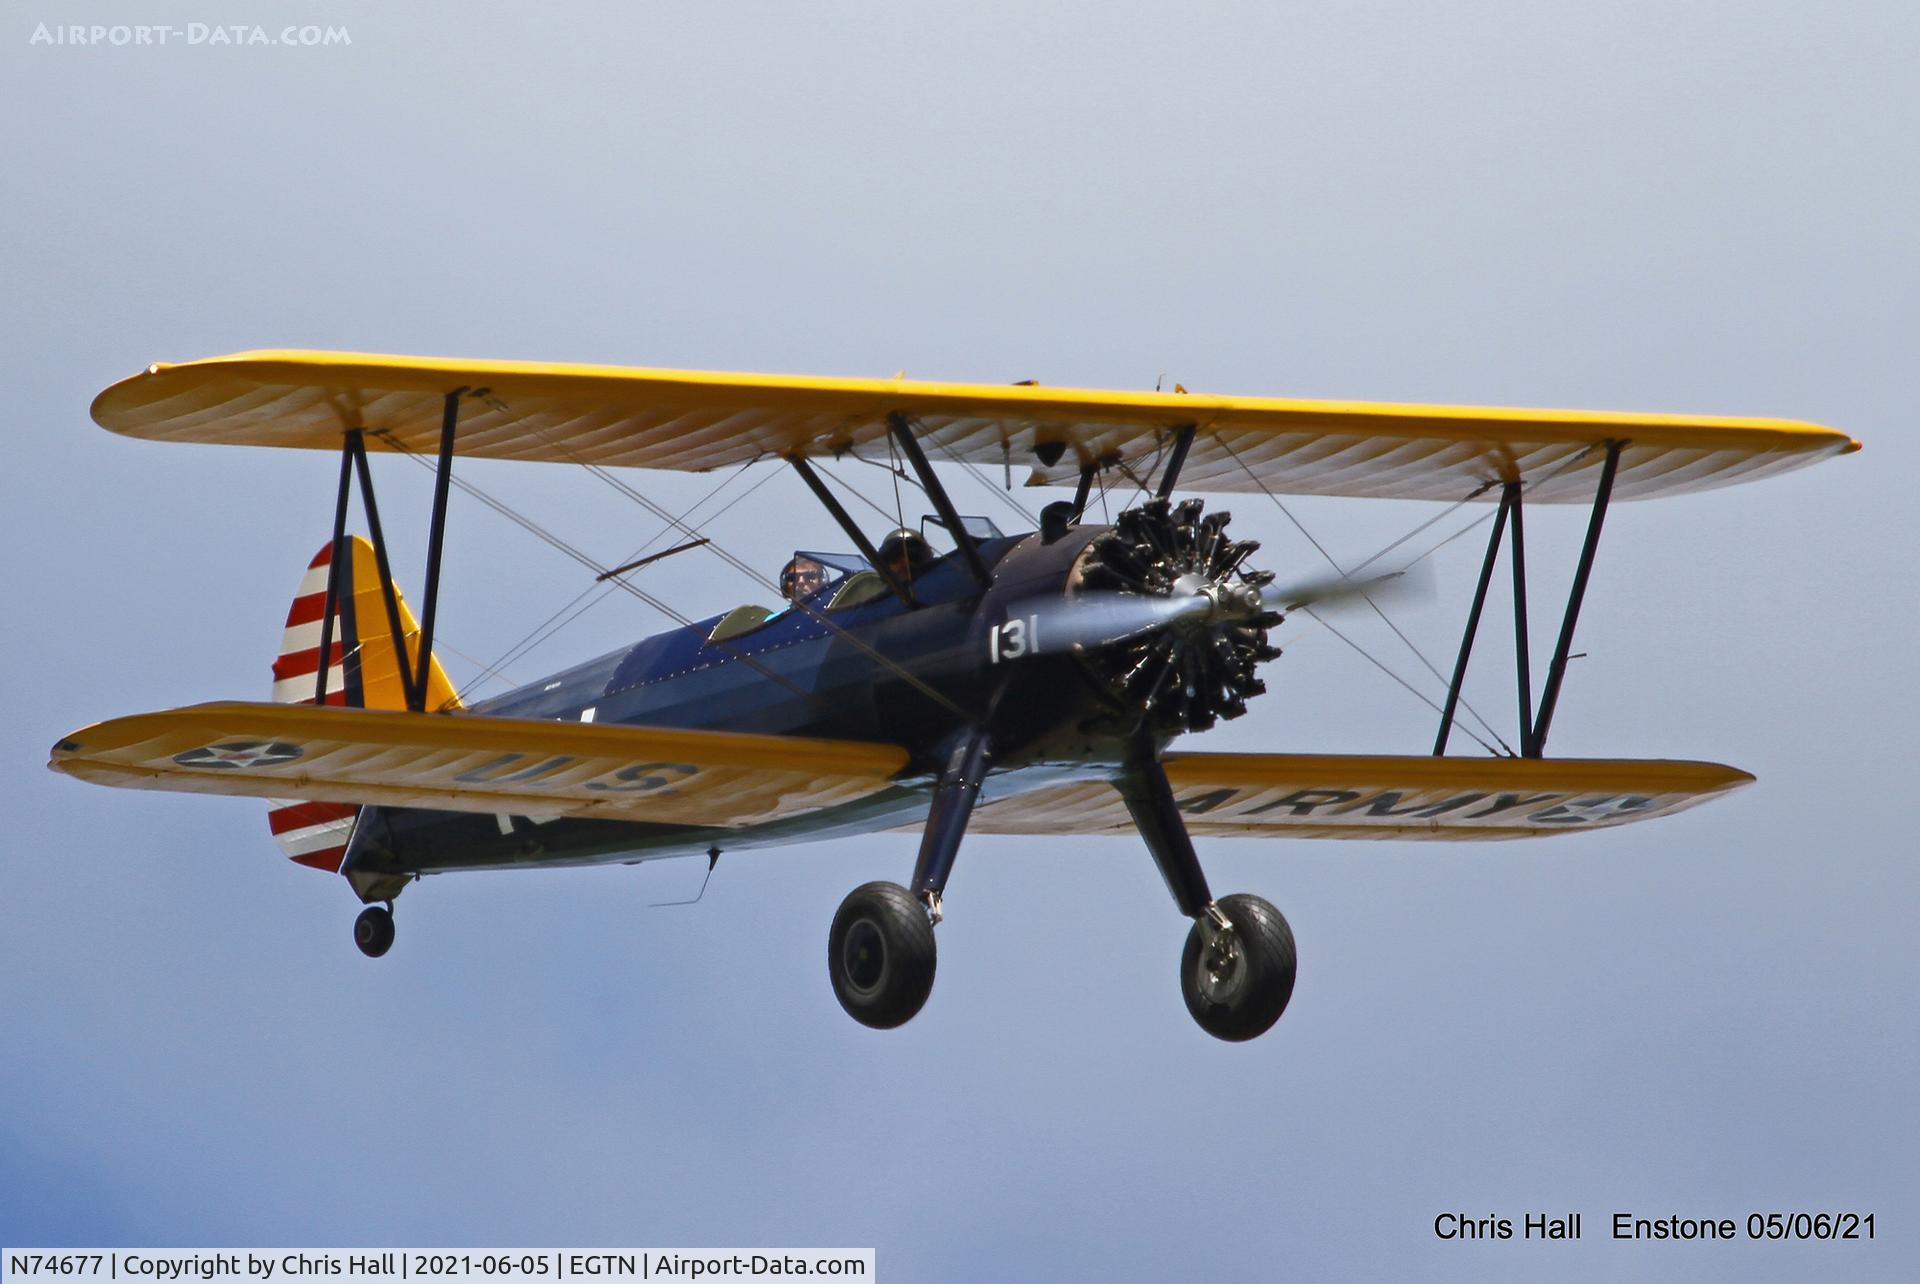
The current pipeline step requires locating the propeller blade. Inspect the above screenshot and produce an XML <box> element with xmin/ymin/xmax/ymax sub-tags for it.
<box><xmin>1009</xmin><ymin>563</ymin><xmax>1430</xmax><ymax>658</ymax></box>
<box><xmin>1017</xmin><ymin>592</ymin><xmax>1212</xmax><ymax>655</ymax></box>
<box><xmin>1260</xmin><ymin>562</ymin><xmax>1433</xmax><ymax>614</ymax></box>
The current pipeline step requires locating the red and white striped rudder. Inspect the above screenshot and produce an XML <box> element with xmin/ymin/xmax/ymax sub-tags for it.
<box><xmin>267</xmin><ymin>537</ymin><xmax>462</xmax><ymax>872</ymax></box>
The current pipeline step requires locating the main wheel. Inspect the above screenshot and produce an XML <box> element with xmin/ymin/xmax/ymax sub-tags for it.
<box><xmin>828</xmin><ymin>881</ymin><xmax>936</xmax><ymax>1029</ymax></box>
<box><xmin>353</xmin><ymin>905</ymin><xmax>395</xmax><ymax>958</ymax></box>
<box><xmin>1180</xmin><ymin>893</ymin><xmax>1295</xmax><ymax>1041</ymax></box>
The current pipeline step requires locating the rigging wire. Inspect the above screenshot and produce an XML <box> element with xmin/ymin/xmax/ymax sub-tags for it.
<box><xmin>1216</xmin><ymin>433</ymin><xmax>1512</xmax><ymax>753</ymax></box>
<box><xmin>846</xmin><ymin>448</ymin><xmax>928</xmax><ymax>501</ymax></box>
<box><xmin>1386</xmin><ymin>444</ymin><xmax>1603</xmax><ymax>576</ymax></box>
<box><xmin>885</xmin><ymin>431</ymin><xmax>904</xmax><ymax>526</ymax></box>
<box><xmin>929</xmin><ymin>437</ymin><xmax>1039</xmax><ymax>528</ymax></box>
<box><xmin>1243</xmin><ymin>439</ymin><xmax>1612</xmax><ymax>755</ymax></box>
<box><xmin>514</xmin><ymin>427</ymin><xmax>975</xmax><ymax>720</ymax></box>
<box><xmin>376</xmin><ymin>439</ymin><xmax>837</xmax><ymax>713</ymax></box>
<box><xmin>1300</xmin><ymin>608</ymin><xmax>1504</xmax><ymax>756</ymax></box>
<box><xmin>466</xmin><ymin>460</ymin><xmax>777</xmax><ymax>693</ymax></box>
<box><xmin>818</xmin><ymin>460</ymin><xmax>913</xmax><ymax>527</ymax></box>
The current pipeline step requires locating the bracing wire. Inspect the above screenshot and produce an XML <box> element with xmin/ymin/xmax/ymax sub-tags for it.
<box><xmin>820</xmin><ymin>459</ymin><xmax>913</xmax><ymax>528</ymax></box>
<box><xmin>374</xmin><ymin>436</ymin><xmax>837</xmax><ymax>713</ymax></box>
<box><xmin>1301</xmin><ymin>608</ymin><xmax>1505</xmax><ymax>756</ymax></box>
<box><xmin>1216</xmin><ymin>432</ymin><xmax>1512</xmax><ymax>753</ymax></box>
<box><xmin>1243</xmin><ymin>438</ymin><xmax>1612</xmax><ymax>755</ymax></box>
<box><xmin>512</xmin><ymin>427</ymin><xmax>974</xmax><ymax>720</ymax></box>
<box><xmin>466</xmin><ymin>459</ymin><xmax>777</xmax><ymax>692</ymax></box>
<box><xmin>885</xmin><ymin>431</ymin><xmax>904</xmax><ymax>527</ymax></box>
<box><xmin>929</xmin><ymin>437</ymin><xmax>1039</xmax><ymax>528</ymax></box>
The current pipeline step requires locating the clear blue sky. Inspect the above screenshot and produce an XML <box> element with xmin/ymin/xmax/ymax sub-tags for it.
<box><xmin>3</xmin><ymin>3</ymin><xmax>1914</xmax><ymax>1279</ymax></box>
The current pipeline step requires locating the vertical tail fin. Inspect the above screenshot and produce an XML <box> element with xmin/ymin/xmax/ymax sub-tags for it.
<box><xmin>268</xmin><ymin>536</ymin><xmax>462</xmax><ymax>871</ymax></box>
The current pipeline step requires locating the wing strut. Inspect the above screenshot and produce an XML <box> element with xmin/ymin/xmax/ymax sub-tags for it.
<box><xmin>347</xmin><ymin>431</ymin><xmax>419</xmax><ymax>702</ymax></box>
<box><xmin>1532</xmin><ymin>440</ymin><xmax>1622</xmax><ymax>753</ymax></box>
<box><xmin>1432</xmin><ymin>441</ymin><xmax>1623</xmax><ymax>758</ymax></box>
<box><xmin>314</xmin><ymin>437</ymin><xmax>356</xmax><ymax>707</ymax></box>
<box><xmin>887</xmin><ymin>412</ymin><xmax>992</xmax><ymax>589</ymax></box>
<box><xmin>1510</xmin><ymin>481</ymin><xmax>1534</xmax><ymax>750</ymax></box>
<box><xmin>1434</xmin><ymin>486</ymin><xmax>1513</xmax><ymax>755</ymax></box>
<box><xmin>315</xmin><ymin>391</ymin><xmax>466</xmax><ymax>712</ymax></box>
<box><xmin>410</xmin><ymin>391</ymin><xmax>461</xmax><ymax>712</ymax></box>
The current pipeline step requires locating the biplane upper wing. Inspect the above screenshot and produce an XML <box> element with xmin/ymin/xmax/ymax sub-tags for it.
<box><xmin>50</xmin><ymin>702</ymin><xmax>909</xmax><ymax>828</ymax></box>
<box><xmin>965</xmin><ymin>753</ymin><xmax>1754</xmax><ymax>840</ymax></box>
<box><xmin>92</xmin><ymin>350</ymin><xmax>1858</xmax><ymax>502</ymax></box>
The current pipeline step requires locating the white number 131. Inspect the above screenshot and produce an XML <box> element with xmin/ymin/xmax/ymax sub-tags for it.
<box><xmin>989</xmin><ymin>615</ymin><xmax>1036</xmax><ymax>663</ymax></box>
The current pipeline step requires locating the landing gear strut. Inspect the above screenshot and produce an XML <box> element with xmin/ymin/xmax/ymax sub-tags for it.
<box><xmin>826</xmin><ymin>729</ymin><xmax>989</xmax><ymax>1029</ymax></box>
<box><xmin>353</xmin><ymin>903</ymin><xmax>395</xmax><ymax>958</ymax></box>
<box><xmin>1119</xmin><ymin>755</ymin><xmax>1296</xmax><ymax>1040</ymax></box>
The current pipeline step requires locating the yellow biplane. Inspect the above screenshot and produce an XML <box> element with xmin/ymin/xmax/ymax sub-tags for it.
<box><xmin>51</xmin><ymin>351</ymin><xmax>1857</xmax><ymax>1039</ymax></box>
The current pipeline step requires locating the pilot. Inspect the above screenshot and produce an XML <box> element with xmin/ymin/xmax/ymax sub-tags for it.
<box><xmin>780</xmin><ymin>555</ymin><xmax>828</xmax><ymax>603</ymax></box>
<box><xmin>877</xmin><ymin>527</ymin><xmax>935</xmax><ymax>586</ymax></box>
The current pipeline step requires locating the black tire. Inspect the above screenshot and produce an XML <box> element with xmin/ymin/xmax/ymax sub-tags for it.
<box><xmin>828</xmin><ymin>881</ymin><xmax>936</xmax><ymax>1029</ymax></box>
<box><xmin>354</xmin><ymin>905</ymin><xmax>395</xmax><ymax>959</ymax></box>
<box><xmin>1180</xmin><ymin>893</ymin><xmax>1295</xmax><ymax>1041</ymax></box>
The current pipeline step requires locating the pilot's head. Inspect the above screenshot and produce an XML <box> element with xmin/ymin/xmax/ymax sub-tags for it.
<box><xmin>877</xmin><ymin>527</ymin><xmax>933</xmax><ymax>582</ymax></box>
<box><xmin>780</xmin><ymin>555</ymin><xmax>827</xmax><ymax>602</ymax></box>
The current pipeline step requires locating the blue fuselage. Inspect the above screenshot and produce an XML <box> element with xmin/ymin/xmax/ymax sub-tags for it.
<box><xmin>342</xmin><ymin>526</ymin><xmax>1130</xmax><ymax>883</ymax></box>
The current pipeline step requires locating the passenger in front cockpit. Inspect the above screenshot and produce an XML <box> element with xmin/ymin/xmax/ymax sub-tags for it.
<box><xmin>877</xmin><ymin>527</ymin><xmax>934</xmax><ymax>587</ymax></box>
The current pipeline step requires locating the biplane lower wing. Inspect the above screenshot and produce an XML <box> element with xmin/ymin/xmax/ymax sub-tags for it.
<box><xmin>967</xmin><ymin>753</ymin><xmax>1754</xmax><ymax>840</ymax></box>
<box><xmin>49</xmin><ymin>702</ymin><xmax>909</xmax><ymax>828</ymax></box>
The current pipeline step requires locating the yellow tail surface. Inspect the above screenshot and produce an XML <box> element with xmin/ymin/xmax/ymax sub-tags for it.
<box><xmin>271</xmin><ymin>535</ymin><xmax>462</xmax><ymax>712</ymax></box>
<box><xmin>268</xmin><ymin>535</ymin><xmax>461</xmax><ymax>870</ymax></box>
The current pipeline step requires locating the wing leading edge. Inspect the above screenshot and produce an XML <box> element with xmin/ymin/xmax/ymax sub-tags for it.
<box><xmin>965</xmin><ymin>753</ymin><xmax>1754</xmax><ymax>840</ymax></box>
<box><xmin>91</xmin><ymin>350</ymin><xmax>1858</xmax><ymax>503</ymax></box>
<box><xmin>50</xmin><ymin>702</ymin><xmax>910</xmax><ymax>828</ymax></box>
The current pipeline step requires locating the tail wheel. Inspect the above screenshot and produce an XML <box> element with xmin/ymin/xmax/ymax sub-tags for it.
<box><xmin>828</xmin><ymin>881</ymin><xmax>936</xmax><ymax>1029</ymax></box>
<box><xmin>1181</xmin><ymin>893</ymin><xmax>1295</xmax><ymax>1041</ymax></box>
<box><xmin>354</xmin><ymin>905</ymin><xmax>395</xmax><ymax>958</ymax></box>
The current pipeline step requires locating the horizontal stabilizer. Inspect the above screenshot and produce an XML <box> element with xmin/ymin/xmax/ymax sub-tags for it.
<box><xmin>51</xmin><ymin>702</ymin><xmax>908</xmax><ymax>828</ymax></box>
<box><xmin>92</xmin><ymin>350</ymin><xmax>1857</xmax><ymax>503</ymax></box>
<box><xmin>966</xmin><ymin>753</ymin><xmax>1754</xmax><ymax>840</ymax></box>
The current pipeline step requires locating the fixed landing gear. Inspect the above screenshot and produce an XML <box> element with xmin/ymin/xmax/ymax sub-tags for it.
<box><xmin>822</xmin><ymin>728</ymin><xmax>1296</xmax><ymax>1039</ymax></box>
<box><xmin>828</xmin><ymin>881</ymin><xmax>936</xmax><ymax>1028</ymax></box>
<box><xmin>353</xmin><ymin>903</ymin><xmax>395</xmax><ymax>958</ymax></box>
<box><xmin>1181</xmin><ymin>893</ymin><xmax>1296</xmax><ymax>1041</ymax></box>
<box><xmin>1119</xmin><ymin>755</ymin><xmax>1297</xmax><ymax>1041</ymax></box>
<box><xmin>826</xmin><ymin>728</ymin><xmax>986</xmax><ymax>1029</ymax></box>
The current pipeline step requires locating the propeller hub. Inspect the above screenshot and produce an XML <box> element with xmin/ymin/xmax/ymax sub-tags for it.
<box><xmin>1204</xmin><ymin>580</ymin><xmax>1266</xmax><ymax>622</ymax></box>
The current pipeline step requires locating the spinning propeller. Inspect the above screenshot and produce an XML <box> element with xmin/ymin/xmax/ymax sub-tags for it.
<box><xmin>1010</xmin><ymin>498</ymin><xmax>1427</xmax><ymax>735</ymax></box>
<box><xmin>1020</xmin><ymin>563</ymin><xmax>1426</xmax><ymax>655</ymax></box>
